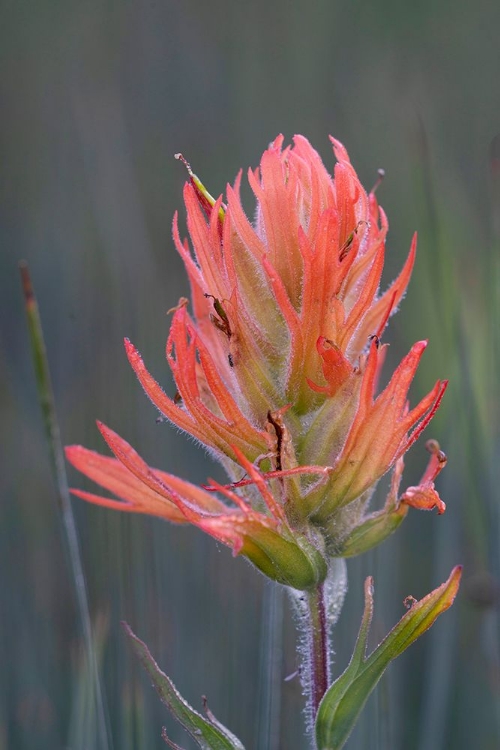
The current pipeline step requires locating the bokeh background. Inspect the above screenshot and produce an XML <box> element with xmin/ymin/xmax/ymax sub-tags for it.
<box><xmin>2</xmin><ymin>1</ymin><xmax>500</xmax><ymax>748</ymax></box>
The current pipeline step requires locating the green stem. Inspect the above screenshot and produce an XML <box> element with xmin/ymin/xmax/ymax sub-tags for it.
<box><xmin>307</xmin><ymin>583</ymin><xmax>330</xmax><ymax>722</ymax></box>
<box><xmin>289</xmin><ymin>559</ymin><xmax>348</xmax><ymax>737</ymax></box>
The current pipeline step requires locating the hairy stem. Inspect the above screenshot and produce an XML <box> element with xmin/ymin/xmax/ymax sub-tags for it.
<box><xmin>289</xmin><ymin>559</ymin><xmax>347</xmax><ymax>740</ymax></box>
<box><xmin>307</xmin><ymin>583</ymin><xmax>330</xmax><ymax>721</ymax></box>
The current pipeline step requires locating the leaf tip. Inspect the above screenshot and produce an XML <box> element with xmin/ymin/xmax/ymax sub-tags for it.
<box><xmin>446</xmin><ymin>564</ymin><xmax>463</xmax><ymax>601</ymax></box>
<box><xmin>19</xmin><ymin>261</ymin><xmax>35</xmax><ymax>308</ymax></box>
<box><xmin>120</xmin><ymin>620</ymin><xmax>134</xmax><ymax>638</ymax></box>
<box><xmin>364</xmin><ymin>576</ymin><xmax>374</xmax><ymax>599</ymax></box>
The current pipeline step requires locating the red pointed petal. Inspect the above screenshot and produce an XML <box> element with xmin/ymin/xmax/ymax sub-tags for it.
<box><xmin>167</xmin><ymin>309</ymin><xmax>269</xmax><ymax>454</ymax></box>
<box><xmin>400</xmin><ymin>380</ymin><xmax>448</xmax><ymax>456</ymax></box>
<box><xmin>261</xmin><ymin>253</ymin><xmax>304</xmax><ymax>383</ymax></box>
<box><xmin>172</xmin><ymin>212</ymin><xmax>204</xmax><ymax>295</ymax></box>
<box><xmin>248</xmin><ymin>141</ymin><xmax>303</xmax><ymax>300</ymax></box>
<box><xmin>124</xmin><ymin>337</ymin><xmax>202</xmax><ymax>439</ymax></box>
<box><xmin>70</xmin><ymin>488</ymin><xmax>138</xmax><ymax>513</ymax></box>
<box><xmin>376</xmin><ymin>340</ymin><xmax>428</xmax><ymax>419</ymax></box>
<box><xmin>68</xmin><ymin>435</ymin><xmax>279</xmax><ymax>559</ymax></box>
<box><xmin>66</xmin><ymin>445</ymin><xmax>187</xmax><ymax>521</ymax></box>
<box><xmin>351</xmin><ymin>234</ymin><xmax>417</xmax><ymax>353</ymax></box>
<box><xmin>352</xmin><ymin>340</ymin><xmax>380</xmax><ymax>427</ymax></box>
<box><xmin>183</xmin><ymin>184</ymin><xmax>223</xmax><ymax>289</ymax></box>
<box><xmin>350</xmin><ymin>341</ymin><xmax>428</xmax><ymax>461</ymax></box>
<box><xmin>226</xmin><ymin>180</ymin><xmax>266</xmax><ymax>262</ymax></box>
<box><xmin>126</xmin><ymin>323</ymin><xmax>268</xmax><ymax>461</ymax></box>
<box><xmin>94</xmin><ymin>423</ymin><xmax>228</xmax><ymax>515</ymax></box>
<box><xmin>340</xmin><ymin>244</ymin><xmax>385</xmax><ymax>349</ymax></box>
<box><xmin>323</xmin><ymin>341</ymin><xmax>436</xmax><ymax>510</ymax></box>
<box><xmin>329</xmin><ymin>136</ymin><xmax>351</xmax><ymax>164</ymax></box>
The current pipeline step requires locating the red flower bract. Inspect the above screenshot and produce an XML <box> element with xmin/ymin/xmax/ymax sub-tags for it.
<box><xmin>66</xmin><ymin>135</ymin><xmax>448</xmax><ymax>587</ymax></box>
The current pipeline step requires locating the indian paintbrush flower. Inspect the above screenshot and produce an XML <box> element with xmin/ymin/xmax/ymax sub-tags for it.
<box><xmin>66</xmin><ymin>135</ymin><xmax>448</xmax><ymax>590</ymax></box>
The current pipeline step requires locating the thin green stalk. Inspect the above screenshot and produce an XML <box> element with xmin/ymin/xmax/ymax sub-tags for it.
<box><xmin>289</xmin><ymin>561</ymin><xmax>347</xmax><ymax>741</ymax></box>
<box><xmin>307</xmin><ymin>583</ymin><xmax>329</xmax><ymax>722</ymax></box>
<box><xmin>20</xmin><ymin>262</ymin><xmax>111</xmax><ymax>750</ymax></box>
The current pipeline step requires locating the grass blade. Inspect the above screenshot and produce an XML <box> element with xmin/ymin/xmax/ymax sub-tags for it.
<box><xmin>20</xmin><ymin>261</ymin><xmax>111</xmax><ymax>750</ymax></box>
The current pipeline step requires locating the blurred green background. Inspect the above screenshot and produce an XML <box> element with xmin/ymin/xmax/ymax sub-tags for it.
<box><xmin>2</xmin><ymin>1</ymin><xmax>500</xmax><ymax>748</ymax></box>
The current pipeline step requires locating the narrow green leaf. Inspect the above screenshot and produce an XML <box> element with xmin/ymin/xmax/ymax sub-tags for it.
<box><xmin>316</xmin><ymin>566</ymin><xmax>462</xmax><ymax>750</ymax></box>
<box><xmin>123</xmin><ymin>623</ymin><xmax>245</xmax><ymax>750</ymax></box>
<box><xmin>20</xmin><ymin>262</ymin><xmax>110</xmax><ymax>749</ymax></box>
<box><xmin>349</xmin><ymin>577</ymin><xmax>374</xmax><ymax>668</ymax></box>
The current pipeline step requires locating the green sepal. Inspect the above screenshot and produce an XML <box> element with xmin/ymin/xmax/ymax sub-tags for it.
<box><xmin>241</xmin><ymin>526</ymin><xmax>328</xmax><ymax>591</ymax></box>
<box><xmin>315</xmin><ymin>566</ymin><xmax>462</xmax><ymax>750</ymax></box>
<box><xmin>333</xmin><ymin>504</ymin><xmax>408</xmax><ymax>558</ymax></box>
<box><xmin>123</xmin><ymin>623</ymin><xmax>245</xmax><ymax>750</ymax></box>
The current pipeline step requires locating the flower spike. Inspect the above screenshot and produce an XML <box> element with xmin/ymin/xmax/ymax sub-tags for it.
<box><xmin>67</xmin><ymin>135</ymin><xmax>451</xmax><ymax>582</ymax></box>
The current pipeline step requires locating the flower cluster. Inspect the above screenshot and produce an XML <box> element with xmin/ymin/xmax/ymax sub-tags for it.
<box><xmin>66</xmin><ymin>135</ymin><xmax>447</xmax><ymax>590</ymax></box>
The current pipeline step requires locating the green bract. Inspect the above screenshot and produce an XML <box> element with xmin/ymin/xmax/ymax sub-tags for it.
<box><xmin>315</xmin><ymin>566</ymin><xmax>462</xmax><ymax>750</ymax></box>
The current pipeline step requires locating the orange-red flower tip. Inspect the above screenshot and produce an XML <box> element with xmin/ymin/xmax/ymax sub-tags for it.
<box><xmin>403</xmin><ymin>379</ymin><xmax>448</xmax><ymax>456</ymax></box>
<box><xmin>400</xmin><ymin>484</ymin><xmax>446</xmax><ymax>514</ymax></box>
<box><xmin>64</xmin><ymin>443</ymin><xmax>189</xmax><ymax>523</ymax></box>
<box><xmin>400</xmin><ymin>438</ymin><xmax>448</xmax><ymax>515</ymax></box>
